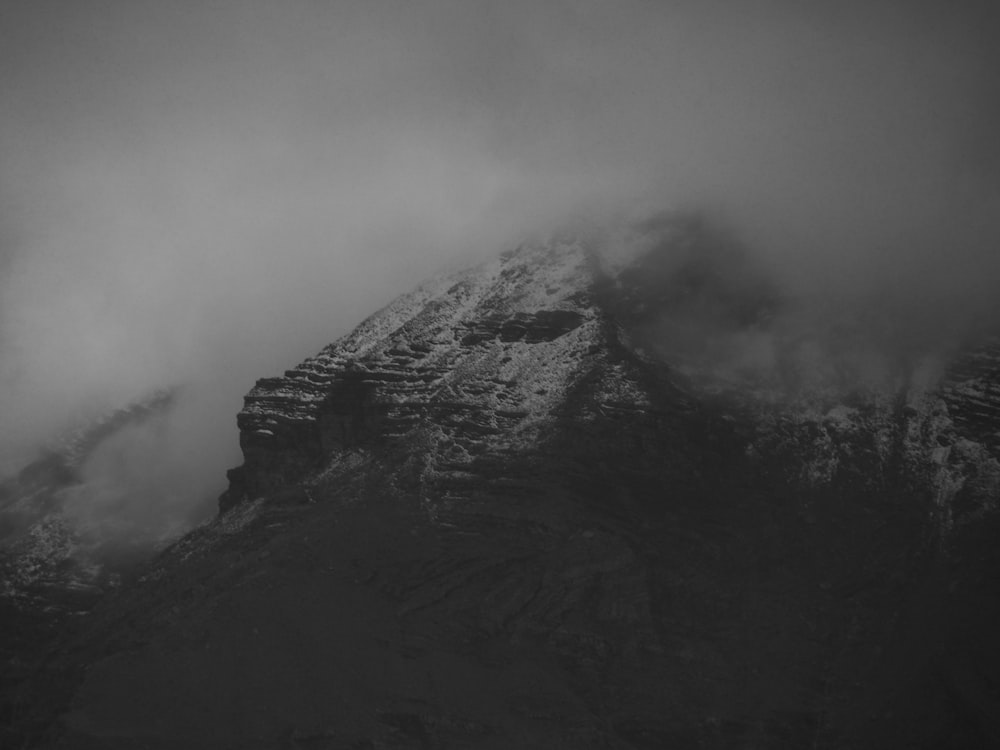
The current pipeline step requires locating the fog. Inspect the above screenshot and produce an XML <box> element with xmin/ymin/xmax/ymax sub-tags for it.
<box><xmin>1</xmin><ymin>0</ymin><xmax>997</xmax><ymax>534</ymax></box>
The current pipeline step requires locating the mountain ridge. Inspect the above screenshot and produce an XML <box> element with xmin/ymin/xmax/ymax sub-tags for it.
<box><xmin>6</xmin><ymin>217</ymin><xmax>1000</xmax><ymax>748</ymax></box>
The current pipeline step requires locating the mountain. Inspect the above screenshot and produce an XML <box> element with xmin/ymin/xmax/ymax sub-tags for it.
<box><xmin>6</xmin><ymin>216</ymin><xmax>1000</xmax><ymax>748</ymax></box>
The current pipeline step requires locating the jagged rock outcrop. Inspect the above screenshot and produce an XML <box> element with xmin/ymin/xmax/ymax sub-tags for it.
<box><xmin>8</xmin><ymin>219</ymin><xmax>1000</xmax><ymax>749</ymax></box>
<box><xmin>221</xmin><ymin>239</ymin><xmax>704</xmax><ymax>524</ymax></box>
<box><xmin>222</xmin><ymin>219</ymin><xmax>999</xmax><ymax>533</ymax></box>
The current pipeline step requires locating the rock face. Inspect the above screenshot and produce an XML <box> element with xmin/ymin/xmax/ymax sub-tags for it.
<box><xmin>941</xmin><ymin>337</ymin><xmax>1000</xmax><ymax>454</ymax></box>
<box><xmin>9</xmin><ymin>218</ymin><xmax>1000</xmax><ymax>749</ymax></box>
<box><xmin>220</xmin><ymin>239</ymin><xmax>708</xmax><ymax>527</ymax></box>
<box><xmin>223</xmin><ymin>240</ymin><xmax>612</xmax><ymax>510</ymax></box>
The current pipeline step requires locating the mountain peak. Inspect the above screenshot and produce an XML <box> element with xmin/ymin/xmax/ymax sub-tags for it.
<box><xmin>221</xmin><ymin>234</ymin><xmax>684</xmax><ymax>516</ymax></box>
<box><xmin>8</xmin><ymin>217</ymin><xmax>1000</xmax><ymax>749</ymax></box>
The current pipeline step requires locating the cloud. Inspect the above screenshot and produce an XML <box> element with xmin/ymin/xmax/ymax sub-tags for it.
<box><xmin>0</xmin><ymin>0</ymin><xmax>996</xmax><ymax>526</ymax></box>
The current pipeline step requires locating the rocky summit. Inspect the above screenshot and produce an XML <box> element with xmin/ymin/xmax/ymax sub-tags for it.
<box><xmin>6</xmin><ymin>216</ymin><xmax>1000</xmax><ymax>749</ymax></box>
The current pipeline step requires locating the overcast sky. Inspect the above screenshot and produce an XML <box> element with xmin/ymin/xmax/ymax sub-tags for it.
<box><xmin>1</xmin><ymin>0</ymin><xmax>997</xmax><ymax>519</ymax></box>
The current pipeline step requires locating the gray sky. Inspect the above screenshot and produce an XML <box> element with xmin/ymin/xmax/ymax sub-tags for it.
<box><xmin>1</xmin><ymin>0</ymin><xmax>997</xmax><ymax>518</ymax></box>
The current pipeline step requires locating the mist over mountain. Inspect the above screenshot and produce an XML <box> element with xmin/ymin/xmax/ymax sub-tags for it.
<box><xmin>1</xmin><ymin>220</ymin><xmax>996</xmax><ymax>747</ymax></box>
<box><xmin>1</xmin><ymin>0</ymin><xmax>998</xmax><ymax>530</ymax></box>
<box><xmin>1</xmin><ymin>3</ymin><xmax>999</xmax><ymax>746</ymax></box>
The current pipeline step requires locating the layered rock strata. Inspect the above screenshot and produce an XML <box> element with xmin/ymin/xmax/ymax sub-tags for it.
<box><xmin>221</xmin><ymin>240</ymin><xmax>701</xmax><ymax>523</ymax></box>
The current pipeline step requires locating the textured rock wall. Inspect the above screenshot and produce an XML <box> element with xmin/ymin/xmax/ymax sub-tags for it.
<box><xmin>220</xmin><ymin>241</ymin><xmax>616</xmax><ymax>513</ymax></box>
<box><xmin>222</xmin><ymin>230</ymin><xmax>1000</xmax><ymax>539</ymax></box>
<box><xmin>941</xmin><ymin>337</ymin><xmax>1000</xmax><ymax>453</ymax></box>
